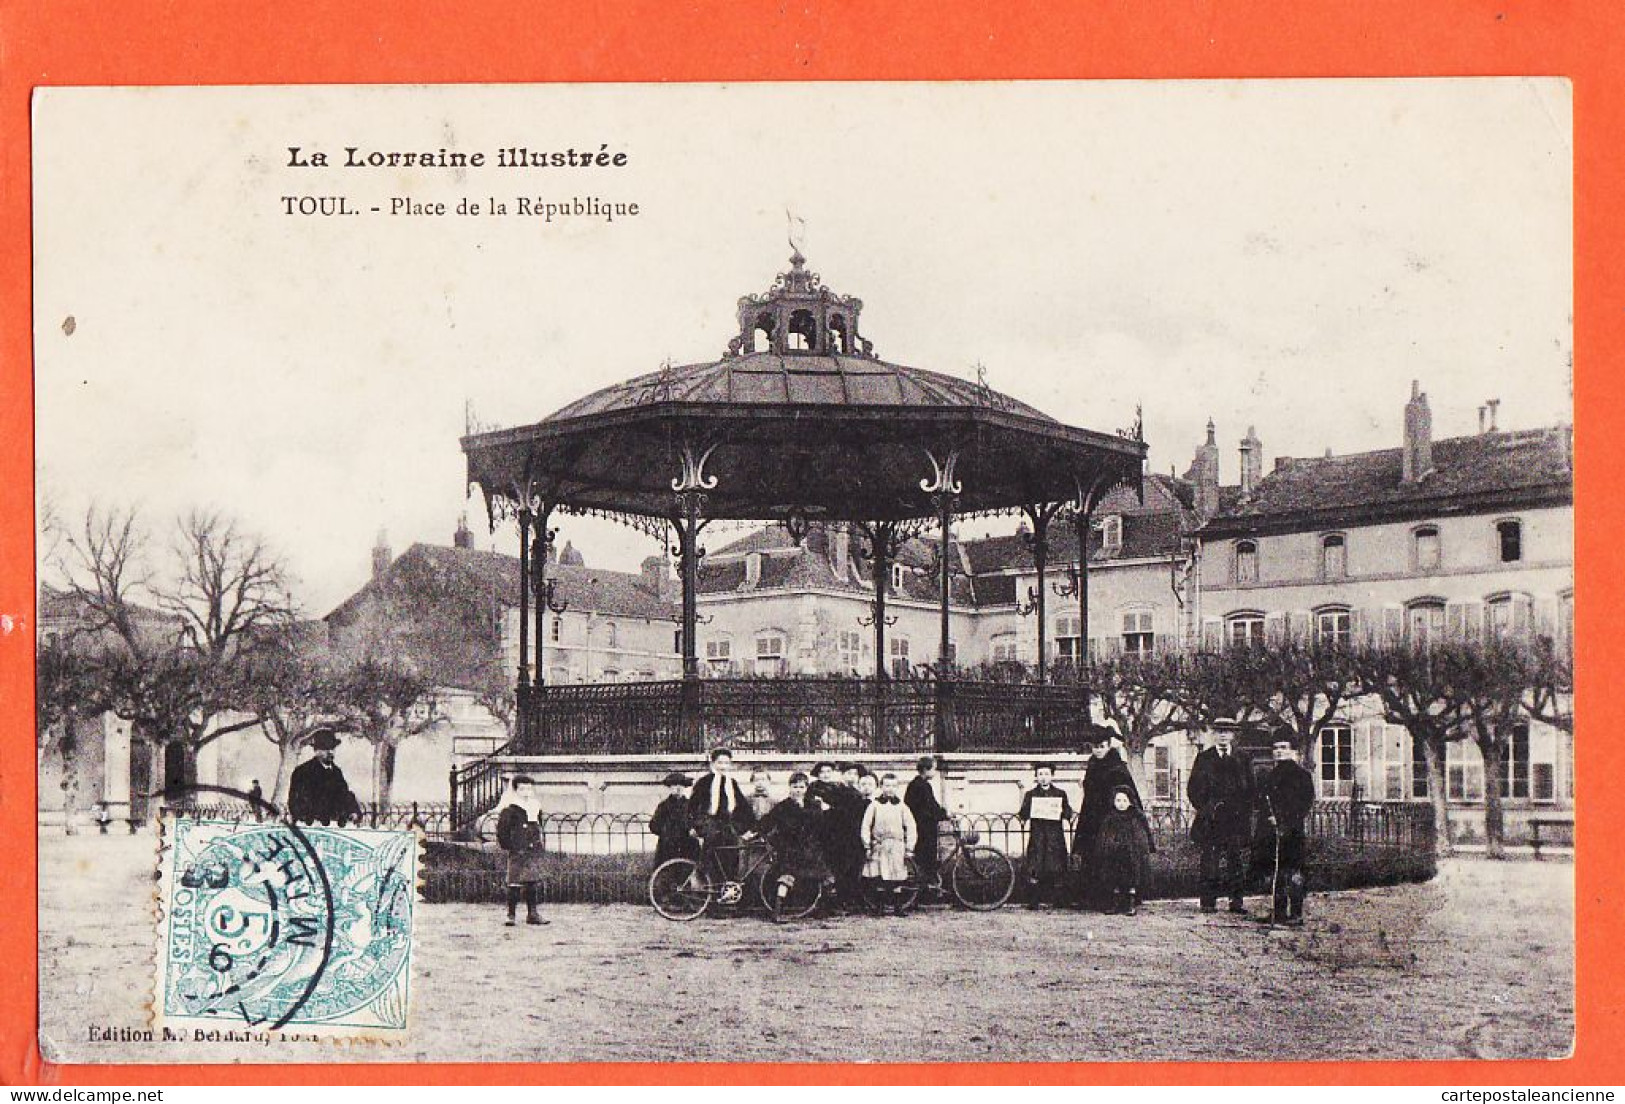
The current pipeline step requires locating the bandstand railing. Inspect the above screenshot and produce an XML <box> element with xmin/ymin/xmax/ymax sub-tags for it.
<box><xmin>512</xmin><ymin>676</ymin><xmax>1093</xmax><ymax>757</ymax></box>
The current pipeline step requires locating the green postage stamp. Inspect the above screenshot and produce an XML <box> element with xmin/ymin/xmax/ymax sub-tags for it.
<box><xmin>154</xmin><ymin>818</ymin><xmax>418</xmax><ymax>1038</ymax></box>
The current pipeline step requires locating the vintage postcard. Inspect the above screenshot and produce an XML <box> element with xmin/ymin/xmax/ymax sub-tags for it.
<box><xmin>33</xmin><ymin>80</ymin><xmax>1573</xmax><ymax>1064</ymax></box>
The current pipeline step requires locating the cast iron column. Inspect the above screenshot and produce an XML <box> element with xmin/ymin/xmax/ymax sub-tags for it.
<box><xmin>678</xmin><ymin>494</ymin><xmax>702</xmax><ymax>679</ymax></box>
<box><xmin>869</xmin><ymin>522</ymin><xmax>894</xmax><ymax>680</ymax></box>
<box><xmin>516</xmin><ymin>505</ymin><xmax>533</xmax><ymax>692</ymax></box>
<box><xmin>531</xmin><ymin>503</ymin><xmax>555</xmax><ymax>685</ymax></box>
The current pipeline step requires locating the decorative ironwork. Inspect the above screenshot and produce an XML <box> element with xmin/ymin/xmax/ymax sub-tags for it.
<box><xmin>919</xmin><ymin>449</ymin><xmax>963</xmax><ymax>497</ymax></box>
<box><xmin>541</xmin><ymin>578</ymin><xmax>569</xmax><ymax>615</ymax></box>
<box><xmin>671</xmin><ymin>442</ymin><xmax>720</xmax><ymax>494</ymax></box>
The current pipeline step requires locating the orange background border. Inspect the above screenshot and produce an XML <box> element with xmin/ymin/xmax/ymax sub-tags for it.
<box><xmin>1</xmin><ymin>0</ymin><xmax>1618</xmax><ymax>1086</ymax></box>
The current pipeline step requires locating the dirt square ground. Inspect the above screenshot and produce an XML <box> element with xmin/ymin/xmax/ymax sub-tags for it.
<box><xmin>38</xmin><ymin>831</ymin><xmax>1572</xmax><ymax>1064</ymax></box>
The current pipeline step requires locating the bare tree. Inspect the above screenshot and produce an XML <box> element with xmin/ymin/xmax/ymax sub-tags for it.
<box><xmin>1081</xmin><ymin>651</ymin><xmax>1191</xmax><ymax>790</ymax></box>
<box><xmin>339</xmin><ymin>655</ymin><xmax>443</xmax><ymax>809</ymax></box>
<box><xmin>60</xmin><ymin>504</ymin><xmax>290</xmax><ymax>798</ymax></box>
<box><xmin>1522</xmin><ymin>634</ymin><xmax>1574</xmax><ymax>736</ymax></box>
<box><xmin>238</xmin><ymin>624</ymin><xmax>349</xmax><ymax>807</ymax></box>
<box><xmin>1353</xmin><ymin>639</ymin><xmax>1467</xmax><ymax>855</ymax></box>
<box><xmin>162</xmin><ymin>508</ymin><xmax>293</xmax><ymax>663</ymax></box>
<box><xmin>1237</xmin><ymin>634</ymin><xmax>1362</xmax><ymax>761</ymax></box>
<box><xmin>1441</xmin><ymin>636</ymin><xmax>1540</xmax><ymax>859</ymax></box>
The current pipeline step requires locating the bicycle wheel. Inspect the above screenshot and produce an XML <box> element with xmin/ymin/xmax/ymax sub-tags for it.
<box><xmin>650</xmin><ymin>858</ymin><xmax>713</xmax><ymax>921</ymax></box>
<box><xmin>950</xmin><ymin>845</ymin><xmax>1016</xmax><ymax>910</ymax></box>
<box><xmin>760</xmin><ymin>863</ymin><xmax>823</xmax><ymax>921</ymax></box>
<box><xmin>857</xmin><ymin>856</ymin><xmax>922</xmax><ymax>914</ymax></box>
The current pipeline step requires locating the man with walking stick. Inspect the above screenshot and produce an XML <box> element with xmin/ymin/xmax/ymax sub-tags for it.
<box><xmin>1258</xmin><ymin>734</ymin><xmax>1316</xmax><ymax>926</ymax></box>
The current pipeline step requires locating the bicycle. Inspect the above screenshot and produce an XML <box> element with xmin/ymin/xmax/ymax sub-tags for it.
<box><xmin>649</xmin><ymin>835</ymin><xmax>823</xmax><ymax>921</ymax></box>
<box><xmin>926</xmin><ymin>821</ymin><xmax>1017</xmax><ymax>910</ymax></box>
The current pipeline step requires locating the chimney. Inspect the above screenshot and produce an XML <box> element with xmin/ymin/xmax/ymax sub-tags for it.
<box><xmin>1478</xmin><ymin>405</ymin><xmax>1488</xmax><ymax>435</ymax></box>
<box><xmin>742</xmin><ymin>551</ymin><xmax>762</xmax><ymax>590</ymax></box>
<box><xmin>1402</xmin><ymin>380</ymin><xmax>1434</xmax><ymax>483</ymax></box>
<box><xmin>1238</xmin><ymin>426</ymin><xmax>1263</xmax><ymax>497</ymax></box>
<box><xmin>371</xmin><ymin>529</ymin><xmax>391</xmax><ymax>579</ymax></box>
<box><xmin>1485</xmin><ymin>398</ymin><xmax>1500</xmax><ymax>432</ymax></box>
<box><xmin>1182</xmin><ymin>418</ymin><xmax>1222</xmax><ymax>520</ymax></box>
<box><xmin>641</xmin><ymin>554</ymin><xmax>675</xmax><ymax>601</ymax></box>
<box><xmin>829</xmin><ymin>522</ymin><xmax>851</xmax><ymax>581</ymax></box>
<box><xmin>453</xmin><ymin>513</ymin><xmax>474</xmax><ymax>550</ymax></box>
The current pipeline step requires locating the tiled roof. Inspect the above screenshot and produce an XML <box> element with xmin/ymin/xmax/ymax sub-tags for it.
<box><xmin>1201</xmin><ymin>427</ymin><xmax>1573</xmax><ymax>537</ymax></box>
<box><xmin>327</xmin><ymin>543</ymin><xmax>678</xmax><ymax>625</ymax></box>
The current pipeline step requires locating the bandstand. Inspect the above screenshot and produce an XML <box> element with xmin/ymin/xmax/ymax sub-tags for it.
<box><xmin>450</xmin><ymin>251</ymin><xmax>1146</xmax><ymax>831</ymax></box>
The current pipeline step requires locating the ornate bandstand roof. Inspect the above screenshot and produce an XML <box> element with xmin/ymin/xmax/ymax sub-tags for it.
<box><xmin>463</xmin><ymin>251</ymin><xmax>1145</xmax><ymax>525</ymax></box>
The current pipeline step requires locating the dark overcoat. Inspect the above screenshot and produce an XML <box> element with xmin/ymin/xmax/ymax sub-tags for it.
<box><xmin>496</xmin><ymin>803</ymin><xmax>547</xmax><ymax>884</ymax></box>
<box><xmin>649</xmin><ymin>793</ymin><xmax>701</xmax><ymax>866</ymax></box>
<box><xmin>1019</xmin><ymin>784</ymin><xmax>1074</xmax><ymax>876</ymax></box>
<box><xmin>287</xmin><ymin>758</ymin><xmax>361</xmax><ymax>826</ymax></box>
<box><xmin>1093</xmin><ymin>806</ymin><xmax>1155</xmax><ymax>891</ymax></box>
<box><xmin>1186</xmin><ymin>746</ymin><xmax>1255</xmax><ymax>846</ymax></box>
<box><xmin>903</xmin><ymin>776</ymin><xmax>948</xmax><ymax>861</ymax></box>
<box><xmin>810</xmin><ymin>780</ymin><xmax>866</xmax><ymax>872</ymax></box>
<box><xmin>1073</xmin><ymin>749</ymin><xmax>1142</xmax><ymax>858</ymax></box>
<box><xmin>1254</xmin><ymin>759</ymin><xmax>1316</xmax><ymax>871</ymax></box>
<box><xmin>760</xmin><ymin>796</ymin><xmax>832</xmax><ymax>881</ymax></box>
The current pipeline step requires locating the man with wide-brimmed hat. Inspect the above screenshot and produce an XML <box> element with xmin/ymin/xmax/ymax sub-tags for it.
<box><xmin>287</xmin><ymin>727</ymin><xmax>362</xmax><ymax>826</ymax></box>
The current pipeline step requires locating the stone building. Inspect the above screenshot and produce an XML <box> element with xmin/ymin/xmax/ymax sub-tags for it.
<box><xmin>1196</xmin><ymin>384</ymin><xmax>1574</xmax><ymax>842</ymax></box>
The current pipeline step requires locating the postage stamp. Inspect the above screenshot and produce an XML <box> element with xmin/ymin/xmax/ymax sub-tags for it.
<box><xmin>153</xmin><ymin>818</ymin><xmax>418</xmax><ymax>1038</ymax></box>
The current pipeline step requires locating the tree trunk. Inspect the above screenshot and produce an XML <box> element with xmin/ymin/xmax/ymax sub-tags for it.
<box><xmin>1478</xmin><ymin>732</ymin><xmax>1507</xmax><ymax>860</ymax></box>
<box><xmin>270</xmin><ymin>744</ymin><xmax>300</xmax><ymax>811</ymax></box>
<box><xmin>1421</xmin><ymin>734</ymin><xmax>1453</xmax><ymax>857</ymax></box>
<box><xmin>373</xmin><ymin>740</ymin><xmax>398</xmax><ymax>810</ymax></box>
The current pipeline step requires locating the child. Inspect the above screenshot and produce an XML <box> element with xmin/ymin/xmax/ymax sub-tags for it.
<box><xmin>757</xmin><ymin>771</ymin><xmax>835</xmax><ymax>919</ymax></box>
<box><xmin>495</xmin><ymin>775</ymin><xmax>549</xmax><ymax>926</ymax></box>
<box><xmin>1093</xmin><ymin>785</ymin><xmax>1156</xmax><ymax>915</ymax></box>
<box><xmin>861</xmin><ymin>773</ymin><xmax>918</xmax><ymax>914</ymax></box>
<box><xmin>649</xmin><ymin>772</ymin><xmax>699</xmax><ymax>867</ymax></box>
<box><xmin>1018</xmin><ymin>764</ymin><xmax>1074</xmax><ymax>909</ymax></box>
<box><xmin>748</xmin><ymin>768</ymin><xmax>776</xmax><ymax>821</ymax></box>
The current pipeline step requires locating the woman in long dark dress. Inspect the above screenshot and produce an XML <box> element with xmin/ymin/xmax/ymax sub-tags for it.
<box><xmin>1071</xmin><ymin>737</ymin><xmax>1143</xmax><ymax>909</ymax></box>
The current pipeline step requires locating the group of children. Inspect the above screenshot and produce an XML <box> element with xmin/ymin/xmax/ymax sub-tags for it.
<box><xmin>489</xmin><ymin>736</ymin><xmax>1306</xmax><ymax>927</ymax></box>
<box><xmin>649</xmin><ymin>750</ymin><xmax>948</xmax><ymax>917</ymax></box>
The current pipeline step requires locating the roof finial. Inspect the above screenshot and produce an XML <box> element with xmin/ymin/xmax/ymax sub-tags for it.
<box><xmin>786</xmin><ymin>209</ymin><xmax>808</xmax><ymax>267</ymax></box>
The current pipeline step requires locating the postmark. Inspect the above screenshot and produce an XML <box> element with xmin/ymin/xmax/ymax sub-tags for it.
<box><xmin>154</xmin><ymin>817</ymin><xmax>417</xmax><ymax>1037</ymax></box>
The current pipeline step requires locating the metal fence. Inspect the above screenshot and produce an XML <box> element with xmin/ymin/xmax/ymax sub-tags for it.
<box><xmin>419</xmin><ymin>798</ymin><xmax>1436</xmax><ymax>905</ymax></box>
<box><xmin>171</xmin><ymin>800</ymin><xmax>454</xmax><ymax>836</ymax></box>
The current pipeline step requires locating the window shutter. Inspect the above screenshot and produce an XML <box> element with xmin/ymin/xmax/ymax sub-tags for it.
<box><xmin>1463</xmin><ymin>601</ymin><xmax>1485</xmax><ymax>643</ymax></box>
<box><xmin>1087</xmin><ymin>637</ymin><xmax>1102</xmax><ymax>661</ymax></box>
<box><xmin>1264</xmin><ymin>612</ymin><xmax>1286</xmax><ymax>644</ymax></box>
<box><xmin>1201</xmin><ymin>618</ymin><xmax>1221</xmax><ymax>652</ymax></box>
<box><xmin>1354</xmin><ymin>722</ymin><xmax>1375</xmax><ymax>794</ymax></box>
<box><xmin>1348</xmin><ymin>607</ymin><xmax>1366</xmax><ymax>646</ymax></box>
<box><xmin>1379</xmin><ymin>606</ymin><xmax>1402</xmax><ymax>644</ymax></box>
<box><xmin>1288</xmin><ymin>610</ymin><xmax>1312</xmax><ymax>641</ymax></box>
<box><xmin>1446</xmin><ymin>601</ymin><xmax>1466</xmax><ymax>641</ymax></box>
<box><xmin>1512</xmin><ymin>594</ymin><xmax>1535</xmax><ymax>638</ymax></box>
<box><xmin>1535</xmin><ymin>596</ymin><xmax>1560</xmax><ymax>639</ymax></box>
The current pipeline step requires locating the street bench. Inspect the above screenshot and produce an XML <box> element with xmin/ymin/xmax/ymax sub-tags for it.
<box><xmin>1528</xmin><ymin>816</ymin><xmax>1574</xmax><ymax>860</ymax></box>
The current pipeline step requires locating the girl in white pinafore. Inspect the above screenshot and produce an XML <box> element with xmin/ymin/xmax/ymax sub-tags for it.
<box><xmin>861</xmin><ymin>773</ymin><xmax>918</xmax><ymax>915</ymax></box>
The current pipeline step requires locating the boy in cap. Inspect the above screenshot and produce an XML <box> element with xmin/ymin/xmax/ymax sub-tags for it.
<box><xmin>496</xmin><ymin>774</ymin><xmax>549</xmax><ymax>926</ymax></box>
<box><xmin>287</xmin><ymin>728</ymin><xmax>362</xmax><ymax>826</ymax></box>
<box><xmin>649</xmin><ymin>771</ymin><xmax>699</xmax><ymax>867</ymax></box>
<box><xmin>1257</xmin><ymin>736</ymin><xmax>1316</xmax><ymax>926</ymax></box>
